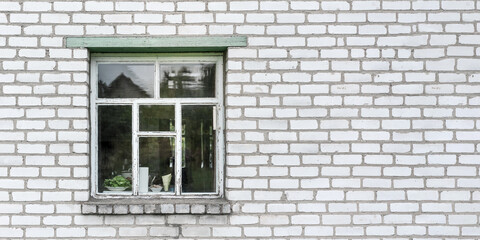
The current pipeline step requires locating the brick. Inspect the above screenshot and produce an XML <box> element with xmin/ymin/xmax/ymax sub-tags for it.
<box><xmin>177</xmin><ymin>2</ymin><xmax>205</xmax><ymax>11</ymax></box>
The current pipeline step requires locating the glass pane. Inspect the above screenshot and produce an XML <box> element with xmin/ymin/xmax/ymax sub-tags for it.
<box><xmin>98</xmin><ymin>64</ymin><xmax>154</xmax><ymax>98</ymax></box>
<box><xmin>182</xmin><ymin>105</ymin><xmax>216</xmax><ymax>193</ymax></box>
<box><xmin>98</xmin><ymin>105</ymin><xmax>132</xmax><ymax>193</ymax></box>
<box><xmin>160</xmin><ymin>64</ymin><xmax>215</xmax><ymax>98</ymax></box>
<box><xmin>139</xmin><ymin>137</ymin><xmax>175</xmax><ymax>193</ymax></box>
<box><xmin>139</xmin><ymin>105</ymin><xmax>175</xmax><ymax>132</ymax></box>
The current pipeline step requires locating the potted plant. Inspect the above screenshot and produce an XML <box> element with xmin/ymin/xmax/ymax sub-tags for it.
<box><xmin>104</xmin><ymin>175</ymin><xmax>131</xmax><ymax>191</ymax></box>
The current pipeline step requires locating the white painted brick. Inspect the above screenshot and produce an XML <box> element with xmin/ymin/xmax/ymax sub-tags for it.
<box><xmin>103</xmin><ymin>14</ymin><xmax>132</xmax><ymax>23</ymax></box>
<box><xmin>178</xmin><ymin>25</ymin><xmax>206</xmax><ymax>35</ymax></box>
<box><xmin>0</xmin><ymin>25</ymin><xmax>24</xmax><ymax>35</ymax></box>
<box><xmin>41</xmin><ymin>13</ymin><xmax>69</xmax><ymax>24</ymax></box>
<box><xmin>399</xmin><ymin>13</ymin><xmax>426</xmax><ymax>23</ymax></box>
<box><xmin>186</xmin><ymin>13</ymin><xmax>213</xmax><ymax>23</ymax></box>
<box><xmin>442</xmin><ymin>1</ymin><xmax>475</xmax><ymax>10</ymax></box>
<box><xmin>0</xmin><ymin>2</ymin><xmax>21</xmax><ymax>11</ymax></box>
<box><xmin>212</xmin><ymin>227</ymin><xmax>241</xmax><ymax>237</ymax></box>
<box><xmin>164</xmin><ymin>14</ymin><xmax>182</xmax><ymax>23</ymax></box>
<box><xmin>27</xmin><ymin>179</ymin><xmax>56</xmax><ymax>189</ymax></box>
<box><xmin>52</xmin><ymin>2</ymin><xmax>82</xmax><ymax>11</ymax></box>
<box><xmin>259</xmin><ymin>1</ymin><xmax>288</xmax><ymax>11</ymax></box>
<box><xmin>119</xmin><ymin>227</ymin><xmax>147</xmax><ymax>237</ymax></box>
<box><xmin>258</xmin><ymin>49</ymin><xmax>286</xmax><ymax>58</ymax></box>
<box><xmin>40</xmin><ymin>37</ymin><xmax>62</xmax><ymax>47</ymax></box>
<box><xmin>115</xmin><ymin>2</ymin><xmax>144</xmax><ymax>11</ymax></box>
<box><xmin>307</xmin><ymin>37</ymin><xmax>336</xmax><ymax>47</ymax></box>
<box><xmin>17</xmin><ymin>144</ymin><xmax>46</xmax><ymax>154</ymax></box>
<box><xmin>0</xmin><ymin>144</ymin><xmax>14</xmax><ymax>153</ymax></box>
<box><xmin>267</xmin><ymin>203</ymin><xmax>296</xmax><ymax>213</ymax></box>
<box><xmin>277</xmin><ymin>13</ymin><xmax>305</xmax><ymax>23</ymax></box>
<box><xmin>57</xmin><ymin>228</ymin><xmax>85</xmax><ymax>237</ymax></box>
<box><xmin>283</xmin><ymin>96</ymin><xmax>311</xmax><ymax>106</ymax></box>
<box><xmin>270</xmin><ymin>61</ymin><xmax>297</xmax><ymax>70</ymax></box>
<box><xmin>449</xmin><ymin>215</ymin><xmax>477</xmax><ymax>224</ymax></box>
<box><xmin>146</xmin><ymin>2</ymin><xmax>174</xmax><ymax>11</ymax></box>
<box><xmin>87</xmin><ymin>227</ymin><xmax>116</xmax><ymax>237</ymax></box>
<box><xmin>12</xmin><ymin>96</ymin><xmax>38</xmax><ymax>106</ymax></box>
<box><xmin>209</xmin><ymin>25</ymin><xmax>234</xmax><ymax>34</ymax></box>
<box><xmin>131</xmin><ymin>14</ymin><xmax>162</xmax><ymax>23</ymax></box>
<box><xmin>0</xmin><ymin>120</ymin><xmax>13</xmax><ymax>130</ymax></box>
<box><xmin>27</xmin><ymin>61</ymin><xmax>55</xmax><ymax>71</ymax></box>
<box><xmin>321</xmin><ymin>1</ymin><xmax>350</xmax><ymax>10</ymax></box>
<box><xmin>177</xmin><ymin>2</ymin><xmax>205</xmax><ymax>11</ymax></box>
<box><xmin>55</xmin><ymin>25</ymin><xmax>84</xmax><ymax>35</ymax></box>
<box><xmin>12</xmin><ymin>216</ymin><xmax>40</xmax><ymax>225</ymax></box>
<box><xmin>236</xmin><ymin>25</ymin><xmax>264</xmax><ymax>35</ymax></box>
<box><xmin>301</xmin><ymin>61</ymin><xmax>329</xmax><ymax>70</ymax></box>
<box><xmin>248</xmin><ymin>37</ymin><xmax>274</xmax><ymax>46</ymax></box>
<box><xmin>230</xmin><ymin>1</ymin><xmax>257</xmax><ymax>11</ymax></box>
<box><xmin>18</xmin><ymin>49</ymin><xmax>45</xmax><ymax>58</ymax></box>
<box><xmin>283</xmin><ymin>72</ymin><xmax>311</xmax><ymax>82</ymax></box>
<box><xmin>244</xmin><ymin>227</ymin><xmax>271</xmax><ymax>237</ymax></box>
<box><xmin>245</xmin><ymin>108</ymin><xmax>273</xmax><ymax>118</ymax></box>
<box><xmin>216</xmin><ymin>13</ymin><xmax>243</xmax><ymax>23</ymax></box>
<box><xmin>72</xmin><ymin>14</ymin><xmax>101</xmax><ymax>23</ymax></box>
<box><xmin>117</xmin><ymin>25</ymin><xmax>145</xmax><ymax>34</ymax></box>
<box><xmin>368</xmin><ymin>13</ymin><xmax>396</xmax><ymax>22</ymax></box>
<box><xmin>23</xmin><ymin>2</ymin><xmax>51</xmax><ymax>11</ymax></box>
<box><xmin>85</xmin><ymin>1</ymin><xmax>113</xmax><ymax>11</ymax></box>
<box><xmin>147</xmin><ymin>26</ymin><xmax>175</xmax><ymax>35</ymax></box>
<box><xmin>328</xmin><ymin>25</ymin><xmax>357</xmax><ymax>34</ymax></box>
<box><xmin>298</xmin><ymin>25</ymin><xmax>326</xmax><ymax>34</ymax></box>
<box><xmin>12</xmin><ymin>192</ymin><xmax>40</xmax><ymax>201</ymax></box>
<box><xmin>208</xmin><ymin>2</ymin><xmax>226</xmax><ymax>11</ymax></box>
<box><xmin>291</xmin><ymin>1</ymin><xmax>319</xmax><ymax>10</ymax></box>
<box><xmin>43</xmin><ymin>216</ymin><xmax>72</xmax><ymax>226</ymax></box>
<box><xmin>5</xmin><ymin>12</ymin><xmax>35</xmax><ymax>22</ymax></box>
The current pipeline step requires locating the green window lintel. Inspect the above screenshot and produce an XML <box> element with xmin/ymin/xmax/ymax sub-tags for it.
<box><xmin>66</xmin><ymin>36</ymin><xmax>247</xmax><ymax>53</ymax></box>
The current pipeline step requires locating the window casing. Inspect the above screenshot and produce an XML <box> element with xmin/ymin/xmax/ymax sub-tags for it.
<box><xmin>90</xmin><ymin>53</ymin><xmax>224</xmax><ymax>199</ymax></box>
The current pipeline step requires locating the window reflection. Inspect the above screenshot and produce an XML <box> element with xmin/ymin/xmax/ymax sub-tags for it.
<box><xmin>98</xmin><ymin>64</ymin><xmax>154</xmax><ymax>98</ymax></box>
<box><xmin>98</xmin><ymin>105</ymin><xmax>132</xmax><ymax>193</ymax></box>
<box><xmin>182</xmin><ymin>105</ymin><xmax>216</xmax><ymax>193</ymax></box>
<box><xmin>160</xmin><ymin>64</ymin><xmax>215</xmax><ymax>98</ymax></box>
<box><xmin>139</xmin><ymin>137</ymin><xmax>175</xmax><ymax>193</ymax></box>
<box><xmin>139</xmin><ymin>105</ymin><xmax>175</xmax><ymax>132</ymax></box>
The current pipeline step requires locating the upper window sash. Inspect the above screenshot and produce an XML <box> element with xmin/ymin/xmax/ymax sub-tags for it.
<box><xmin>91</xmin><ymin>54</ymin><xmax>223</xmax><ymax>103</ymax></box>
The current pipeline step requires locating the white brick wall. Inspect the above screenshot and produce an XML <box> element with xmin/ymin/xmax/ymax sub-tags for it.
<box><xmin>1</xmin><ymin>0</ymin><xmax>480</xmax><ymax>238</ymax></box>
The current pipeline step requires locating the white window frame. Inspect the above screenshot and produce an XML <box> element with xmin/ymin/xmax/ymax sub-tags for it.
<box><xmin>90</xmin><ymin>53</ymin><xmax>225</xmax><ymax>199</ymax></box>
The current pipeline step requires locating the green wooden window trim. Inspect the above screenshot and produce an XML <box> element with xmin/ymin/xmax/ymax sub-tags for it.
<box><xmin>66</xmin><ymin>37</ymin><xmax>247</xmax><ymax>53</ymax></box>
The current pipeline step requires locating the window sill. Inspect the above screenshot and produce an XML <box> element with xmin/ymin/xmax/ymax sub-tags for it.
<box><xmin>81</xmin><ymin>198</ymin><xmax>231</xmax><ymax>215</ymax></box>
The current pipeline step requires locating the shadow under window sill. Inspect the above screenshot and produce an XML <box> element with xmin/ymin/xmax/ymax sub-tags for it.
<box><xmin>81</xmin><ymin>198</ymin><xmax>231</xmax><ymax>215</ymax></box>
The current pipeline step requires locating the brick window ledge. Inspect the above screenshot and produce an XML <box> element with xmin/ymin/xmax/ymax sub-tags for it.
<box><xmin>81</xmin><ymin>198</ymin><xmax>231</xmax><ymax>215</ymax></box>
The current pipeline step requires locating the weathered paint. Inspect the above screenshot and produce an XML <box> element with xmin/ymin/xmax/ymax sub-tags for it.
<box><xmin>66</xmin><ymin>37</ymin><xmax>247</xmax><ymax>52</ymax></box>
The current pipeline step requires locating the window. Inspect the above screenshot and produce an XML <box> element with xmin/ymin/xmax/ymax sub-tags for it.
<box><xmin>90</xmin><ymin>54</ymin><xmax>224</xmax><ymax>198</ymax></box>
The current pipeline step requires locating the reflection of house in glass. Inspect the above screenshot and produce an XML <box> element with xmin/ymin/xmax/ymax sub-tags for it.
<box><xmin>161</xmin><ymin>64</ymin><xmax>215</xmax><ymax>98</ymax></box>
<box><xmin>98</xmin><ymin>64</ymin><xmax>155</xmax><ymax>98</ymax></box>
<box><xmin>99</xmin><ymin>73</ymin><xmax>150</xmax><ymax>98</ymax></box>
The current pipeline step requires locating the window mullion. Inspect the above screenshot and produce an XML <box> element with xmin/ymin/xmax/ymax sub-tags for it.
<box><xmin>132</xmin><ymin>102</ymin><xmax>139</xmax><ymax>195</ymax></box>
<box><xmin>174</xmin><ymin>102</ymin><xmax>182</xmax><ymax>195</ymax></box>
